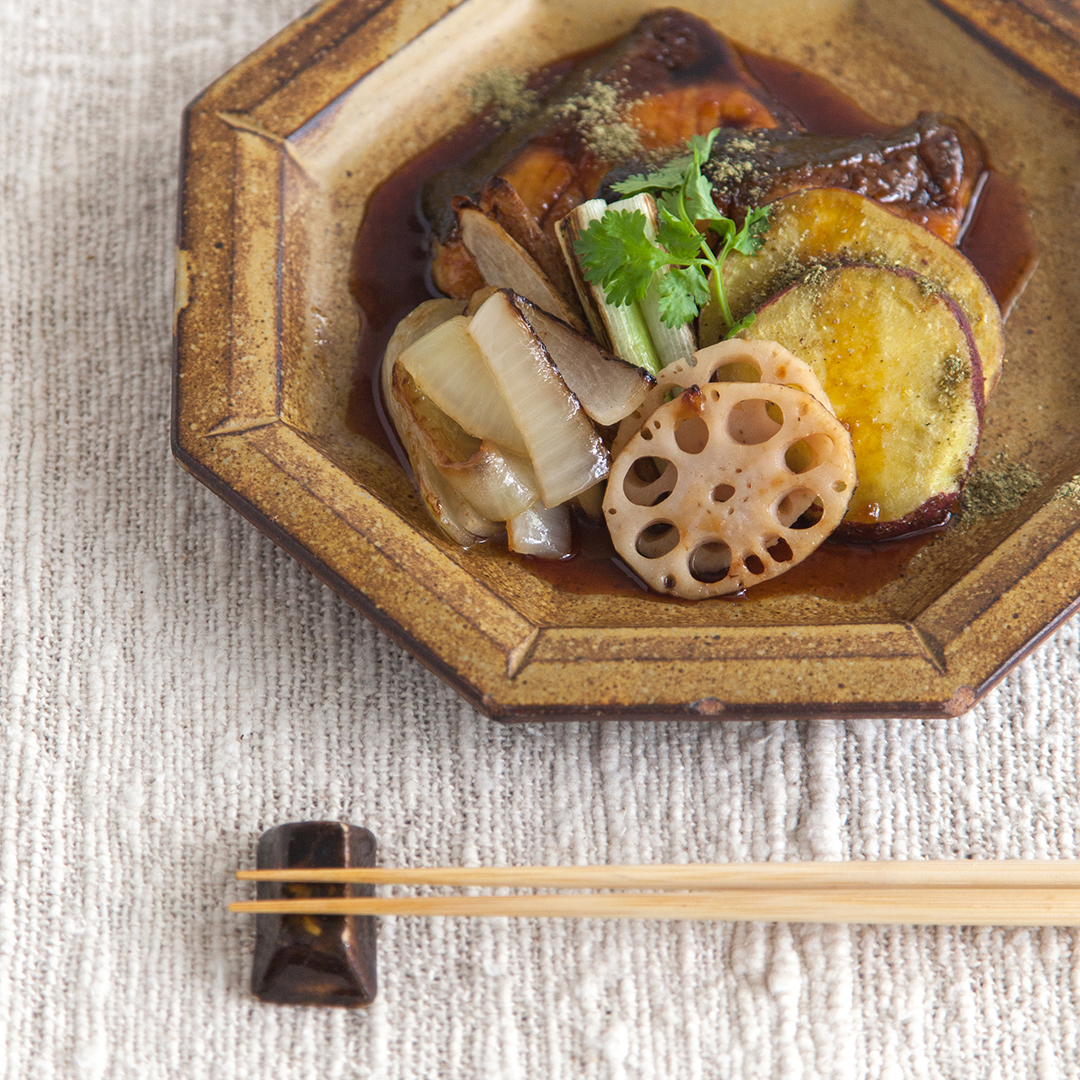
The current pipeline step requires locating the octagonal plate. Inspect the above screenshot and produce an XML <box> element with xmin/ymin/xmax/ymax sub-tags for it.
<box><xmin>173</xmin><ymin>0</ymin><xmax>1080</xmax><ymax>721</ymax></box>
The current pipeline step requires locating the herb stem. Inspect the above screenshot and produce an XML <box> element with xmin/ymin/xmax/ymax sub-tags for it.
<box><xmin>707</xmin><ymin>239</ymin><xmax>732</xmax><ymax>330</ymax></box>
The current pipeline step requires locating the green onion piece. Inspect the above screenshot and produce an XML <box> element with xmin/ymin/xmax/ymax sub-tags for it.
<box><xmin>559</xmin><ymin>199</ymin><xmax>662</xmax><ymax>377</ymax></box>
<box><xmin>608</xmin><ymin>193</ymin><xmax>698</xmax><ymax>369</ymax></box>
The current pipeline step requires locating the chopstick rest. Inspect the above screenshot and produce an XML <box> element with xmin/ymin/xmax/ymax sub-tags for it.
<box><xmin>249</xmin><ymin>822</ymin><xmax>377</xmax><ymax>1008</ymax></box>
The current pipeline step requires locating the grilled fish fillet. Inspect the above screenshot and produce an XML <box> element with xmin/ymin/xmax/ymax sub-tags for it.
<box><xmin>426</xmin><ymin>9</ymin><xmax>795</xmax><ymax>298</ymax></box>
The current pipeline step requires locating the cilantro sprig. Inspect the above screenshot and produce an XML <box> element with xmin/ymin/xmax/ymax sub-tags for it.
<box><xmin>574</xmin><ymin>129</ymin><xmax>770</xmax><ymax>334</ymax></box>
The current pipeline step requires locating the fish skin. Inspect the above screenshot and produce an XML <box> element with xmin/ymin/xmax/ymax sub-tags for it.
<box><xmin>602</xmin><ymin>113</ymin><xmax>987</xmax><ymax>244</ymax></box>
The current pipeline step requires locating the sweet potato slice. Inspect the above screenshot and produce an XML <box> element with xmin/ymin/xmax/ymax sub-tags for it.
<box><xmin>739</xmin><ymin>263</ymin><xmax>983</xmax><ymax>540</ymax></box>
<box><xmin>702</xmin><ymin>187</ymin><xmax>1005</xmax><ymax>398</ymax></box>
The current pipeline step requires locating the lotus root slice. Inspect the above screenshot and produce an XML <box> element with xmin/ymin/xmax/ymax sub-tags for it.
<box><xmin>612</xmin><ymin>338</ymin><xmax>834</xmax><ymax>458</ymax></box>
<box><xmin>604</xmin><ymin>382</ymin><xmax>856</xmax><ymax>599</ymax></box>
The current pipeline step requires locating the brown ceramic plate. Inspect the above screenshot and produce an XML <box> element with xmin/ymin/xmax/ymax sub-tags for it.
<box><xmin>173</xmin><ymin>0</ymin><xmax>1080</xmax><ymax>721</ymax></box>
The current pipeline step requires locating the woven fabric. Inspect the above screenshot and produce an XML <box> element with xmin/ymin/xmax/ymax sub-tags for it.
<box><xmin>2</xmin><ymin>1</ymin><xmax>1080</xmax><ymax>1077</ymax></box>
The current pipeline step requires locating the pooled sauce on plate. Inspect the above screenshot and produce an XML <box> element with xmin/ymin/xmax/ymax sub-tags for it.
<box><xmin>347</xmin><ymin>44</ymin><xmax>1034</xmax><ymax>602</ymax></box>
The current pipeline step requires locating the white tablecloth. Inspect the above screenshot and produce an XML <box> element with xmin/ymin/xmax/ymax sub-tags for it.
<box><xmin>3</xmin><ymin>1</ymin><xmax>1080</xmax><ymax>1076</ymax></box>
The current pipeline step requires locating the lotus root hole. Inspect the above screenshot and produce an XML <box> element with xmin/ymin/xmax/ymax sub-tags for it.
<box><xmin>688</xmin><ymin>540</ymin><xmax>732</xmax><ymax>583</ymax></box>
<box><xmin>776</xmin><ymin>488</ymin><xmax>819</xmax><ymax>529</ymax></box>
<box><xmin>662</xmin><ymin>575</ymin><xmax>676</xmax><ymax>589</ymax></box>
<box><xmin>784</xmin><ymin>434</ymin><xmax>833</xmax><ymax>474</ymax></box>
<box><xmin>793</xmin><ymin>498</ymin><xmax>825</xmax><ymax>529</ymax></box>
<box><xmin>744</xmin><ymin>554</ymin><xmax>765</xmax><ymax>576</ymax></box>
<box><xmin>833</xmin><ymin>480</ymin><xmax>848</xmax><ymax>493</ymax></box>
<box><xmin>640</xmin><ymin>427</ymin><xmax>654</xmax><ymax>441</ymax></box>
<box><xmin>727</xmin><ymin>399</ymin><xmax>783</xmax><ymax>444</ymax></box>
<box><xmin>674</xmin><ymin>415</ymin><xmax>710</xmax><ymax>454</ymax></box>
<box><xmin>767</xmin><ymin>537</ymin><xmax>794</xmax><ymax>563</ymax></box>
<box><xmin>713</xmin><ymin>360</ymin><xmax>762</xmax><ymax>384</ymax></box>
<box><xmin>777</xmin><ymin>490</ymin><xmax>826</xmax><ymax>530</ymax></box>
<box><xmin>624</xmin><ymin>457</ymin><xmax>677</xmax><ymax>507</ymax></box>
<box><xmin>712</xmin><ymin>483</ymin><xmax>736</xmax><ymax>503</ymax></box>
<box><xmin>636</xmin><ymin>521</ymin><xmax>680</xmax><ymax>559</ymax></box>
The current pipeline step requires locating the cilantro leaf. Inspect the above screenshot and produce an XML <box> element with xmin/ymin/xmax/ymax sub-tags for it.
<box><xmin>572</xmin><ymin>127</ymin><xmax>771</xmax><ymax>336</ymax></box>
<box><xmin>711</xmin><ymin>216</ymin><xmax>736</xmax><ymax>243</ymax></box>
<box><xmin>656</xmin><ymin>189</ymin><xmax>686</xmax><ymax>226</ymax></box>
<box><xmin>725</xmin><ymin>311</ymin><xmax>757</xmax><ymax>337</ymax></box>
<box><xmin>656</xmin><ymin>207</ymin><xmax>703</xmax><ymax>264</ymax></box>
<box><xmin>611</xmin><ymin>154</ymin><xmax>691</xmax><ymax>197</ymax></box>
<box><xmin>731</xmin><ymin>204</ymin><xmax>771</xmax><ymax>255</ymax></box>
<box><xmin>687</xmin><ymin>128</ymin><xmax>719</xmax><ymax>166</ymax></box>
<box><xmin>575</xmin><ymin>210</ymin><xmax>665</xmax><ymax>306</ymax></box>
<box><xmin>658</xmin><ymin>266</ymin><xmax>710</xmax><ymax>328</ymax></box>
<box><xmin>683</xmin><ymin>172</ymin><xmax>724</xmax><ymax>226</ymax></box>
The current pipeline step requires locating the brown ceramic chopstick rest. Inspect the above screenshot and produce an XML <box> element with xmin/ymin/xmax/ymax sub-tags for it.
<box><xmin>250</xmin><ymin>822</ymin><xmax>377</xmax><ymax>1006</ymax></box>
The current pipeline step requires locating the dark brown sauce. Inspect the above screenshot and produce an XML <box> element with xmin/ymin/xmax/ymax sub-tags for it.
<box><xmin>346</xmin><ymin>40</ymin><xmax>1034</xmax><ymax>604</ymax></box>
<box><xmin>517</xmin><ymin>515</ymin><xmax>936</xmax><ymax>601</ymax></box>
<box><xmin>739</xmin><ymin>51</ymin><xmax>892</xmax><ymax>138</ymax></box>
<box><xmin>958</xmin><ymin>170</ymin><xmax>1038</xmax><ymax>317</ymax></box>
<box><xmin>347</xmin><ymin>117</ymin><xmax>495</xmax><ymax>459</ymax></box>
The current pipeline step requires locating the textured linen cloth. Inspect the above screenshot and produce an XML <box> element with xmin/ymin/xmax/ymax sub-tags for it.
<box><xmin>2</xmin><ymin>1</ymin><xmax>1080</xmax><ymax>1077</ymax></box>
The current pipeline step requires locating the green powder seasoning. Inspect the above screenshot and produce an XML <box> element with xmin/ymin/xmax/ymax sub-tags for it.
<box><xmin>961</xmin><ymin>451</ymin><xmax>1043</xmax><ymax>521</ymax></box>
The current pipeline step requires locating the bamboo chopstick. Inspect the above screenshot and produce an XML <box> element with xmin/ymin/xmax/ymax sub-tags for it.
<box><xmin>229</xmin><ymin>888</ymin><xmax>1080</xmax><ymax>926</ymax></box>
<box><xmin>236</xmin><ymin>860</ymin><xmax>1080</xmax><ymax>891</ymax></box>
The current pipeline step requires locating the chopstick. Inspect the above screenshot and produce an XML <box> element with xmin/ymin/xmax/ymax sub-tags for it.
<box><xmin>229</xmin><ymin>888</ymin><xmax>1080</xmax><ymax>926</ymax></box>
<box><xmin>236</xmin><ymin>860</ymin><xmax>1080</xmax><ymax>891</ymax></box>
<box><xmin>230</xmin><ymin>861</ymin><xmax>1080</xmax><ymax>926</ymax></box>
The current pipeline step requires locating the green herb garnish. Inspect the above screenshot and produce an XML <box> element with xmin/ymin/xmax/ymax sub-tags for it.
<box><xmin>574</xmin><ymin>129</ymin><xmax>770</xmax><ymax>334</ymax></box>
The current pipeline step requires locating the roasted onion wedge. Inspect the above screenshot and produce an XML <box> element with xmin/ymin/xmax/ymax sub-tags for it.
<box><xmin>410</xmin><ymin>452</ymin><xmax>504</xmax><ymax>547</ymax></box>
<box><xmin>468</xmin><ymin>290</ymin><xmax>609</xmax><ymax>508</ymax></box>
<box><xmin>740</xmin><ymin>263</ymin><xmax>983</xmax><ymax>540</ymax></box>
<box><xmin>379</xmin><ymin>297</ymin><xmax>465</xmax><ymax>410</ymax></box>
<box><xmin>507</xmin><ymin>502</ymin><xmax>572</xmax><ymax>559</ymax></box>
<box><xmin>458</xmin><ymin>206</ymin><xmax>585</xmax><ymax>331</ymax></box>
<box><xmin>381</xmin><ymin>300</ymin><xmax>502</xmax><ymax>546</ymax></box>
<box><xmin>392</xmin><ymin>366</ymin><xmax>539</xmax><ymax>522</ymax></box>
<box><xmin>396</xmin><ymin>315</ymin><xmax>528</xmax><ymax>456</ymax></box>
<box><xmin>574</xmin><ymin>481</ymin><xmax>605</xmax><ymax>522</ymax></box>
<box><xmin>510</xmin><ymin>295</ymin><xmax>655</xmax><ymax>426</ymax></box>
